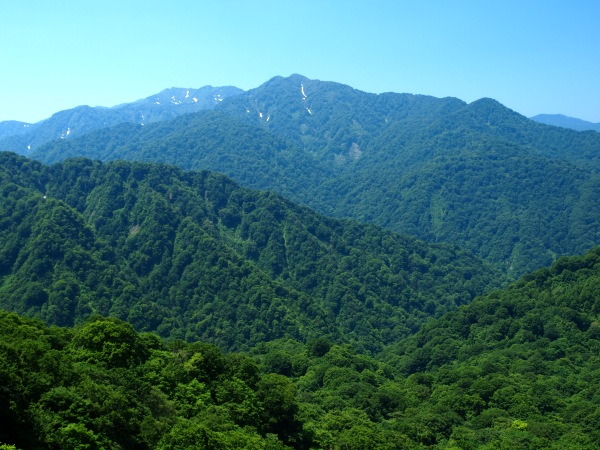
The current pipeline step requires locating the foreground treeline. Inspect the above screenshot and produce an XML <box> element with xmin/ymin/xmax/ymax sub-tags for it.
<box><xmin>2</xmin><ymin>246</ymin><xmax>600</xmax><ymax>449</ymax></box>
<box><xmin>0</xmin><ymin>312</ymin><xmax>303</xmax><ymax>449</ymax></box>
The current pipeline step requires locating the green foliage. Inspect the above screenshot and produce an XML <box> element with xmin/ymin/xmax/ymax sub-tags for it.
<box><xmin>374</xmin><ymin>247</ymin><xmax>600</xmax><ymax>447</ymax></box>
<box><xmin>69</xmin><ymin>316</ymin><xmax>149</xmax><ymax>368</ymax></box>
<box><xmin>0</xmin><ymin>311</ymin><xmax>300</xmax><ymax>449</ymax></box>
<box><xmin>2</xmin><ymin>87</ymin><xmax>600</xmax><ymax>447</ymax></box>
<box><xmin>3</xmin><ymin>240</ymin><xmax>600</xmax><ymax>448</ymax></box>
<box><xmin>29</xmin><ymin>75</ymin><xmax>600</xmax><ymax>279</ymax></box>
<box><xmin>0</xmin><ymin>152</ymin><xmax>500</xmax><ymax>353</ymax></box>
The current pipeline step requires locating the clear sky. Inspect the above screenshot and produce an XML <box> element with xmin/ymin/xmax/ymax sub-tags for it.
<box><xmin>1</xmin><ymin>0</ymin><xmax>599</xmax><ymax>123</ymax></box>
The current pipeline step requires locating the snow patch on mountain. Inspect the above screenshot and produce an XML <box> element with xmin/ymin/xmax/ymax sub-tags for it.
<box><xmin>60</xmin><ymin>127</ymin><xmax>72</xmax><ymax>139</ymax></box>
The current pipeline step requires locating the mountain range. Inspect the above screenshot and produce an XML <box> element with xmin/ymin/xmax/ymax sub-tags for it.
<box><xmin>0</xmin><ymin>85</ymin><xmax>243</xmax><ymax>154</ymax></box>
<box><xmin>2</xmin><ymin>74</ymin><xmax>600</xmax><ymax>449</ymax></box>
<box><xmin>3</xmin><ymin>74</ymin><xmax>599</xmax><ymax>280</ymax></box>
<box><xmin>531</xmin><ymin>113</ymin><xmax>600</xmax><ymax>132</ymax></box>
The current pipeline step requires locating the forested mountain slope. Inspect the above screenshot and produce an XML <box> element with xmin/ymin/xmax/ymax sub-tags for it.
<box><xmin>219</xmin><ymin>75</ymin><xmax>600</xmax><ymax>171</ymax></box>
<box><xmin>2</xmin><ymin>246</ymin><xmax>600</xmax><ymax>449</ymax></box>
<box><xmin>28</xmin><ymin>111</ymin><xmax>327</xmax><ymax>205</ymax></box>
<box><xmin>377</xmin><ymin>245</ymin><xmax>600</xmax><ymax>448</ymax></box>
<box><xmin>0</xmin><ymin>85</ymin><xmax>243</xmax><ymax>154</ymax></box>
<box><xmin>0</xmin><ymin>120</ymin><xmax>32</xmax><ymax>139</ymax></box>
<box><xmin>29</xmin><ymin>76</ymin><xmax>600</xmax><ymax>280</ymax></box>
<box><xmin>0</xmin><ymin>152</ymin><xmax>499</xmax><ymax>353</ymax></box>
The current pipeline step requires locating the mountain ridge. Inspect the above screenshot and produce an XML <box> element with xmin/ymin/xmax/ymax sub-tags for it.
<box><xmin>0</xmin><ymin>85</ymin><xmax>244</xmax><ymax>154</ymax></box>
<box><xmin>26</xmin><ymin>75</ymin><xmax>600</xmax><ymax>279</ymax></box>
<box><xmin>0</xmin><ymin>151</ymin><xmax>500</xmax><ymax>352</ymax></box>
<box><xmin>530</xmin><ymin>113</ymin><xmax>600</xmax><ymax>132</ymax></box>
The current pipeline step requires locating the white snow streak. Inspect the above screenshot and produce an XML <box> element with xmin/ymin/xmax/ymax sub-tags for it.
<box><xmin>193</xmin><ymin>98</ymin><xmax>198</xmax><ymax>103</ymax></box>
<box><xmin>301</xmin><ymin>84</ymin><xmax>307</xmax><ymax>99</ymax></box>
<box><xmin>185</xmin><ymin>90</ymin><xmax>190</xmax><ymax>99</ymax></box>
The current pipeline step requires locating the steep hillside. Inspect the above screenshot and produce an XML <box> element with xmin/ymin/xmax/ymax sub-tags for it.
<box><xmin>324</xmin><ymin>137</ymin><xmax>600</xmax><ymax>278</ymax></box>
<box><xmin>216</xmin><ymin>74</ymin><xmax>467</xmax><ymax>162</ymax></box>
<box><xmin>0</xmin><ymin>152</ymin><xmax>499</xmax><ymax>353</ymax></box>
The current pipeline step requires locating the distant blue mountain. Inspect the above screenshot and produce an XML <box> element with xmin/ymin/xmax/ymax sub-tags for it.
<box><xmin>0</xmin><ymin>85</ymin><xmax>244</xmax><ymax>154</ymax></box>
<box><xmin>530</xmin><ymin>114</ymin><xmax>600</xmax><ymax>132</ymax></box>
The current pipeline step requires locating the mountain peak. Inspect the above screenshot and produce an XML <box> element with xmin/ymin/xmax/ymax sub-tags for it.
<box><xmin>469</xmin><ymin>97</ymin><xmax>506</xmax><ymax>109</ymax></box>
<box><xmin>287</xmin><ymin>73</ymin><xmax>310</xmax><ymax>82</ymax></box>
<box><xmin>257</xmin><ymin>74</ymin><xmax>311</xmax><ymax>89</ymax></box>
<box><xmin>466</xmin><ymin>97</ymin><xmax>525</xmax><ymax>122</ymax></box>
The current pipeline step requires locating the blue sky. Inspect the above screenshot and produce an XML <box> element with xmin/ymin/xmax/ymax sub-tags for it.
<box><xmin>1</xmin><ymin>0</ymin><xmax>599</xmax><ymax>123</ymax></box>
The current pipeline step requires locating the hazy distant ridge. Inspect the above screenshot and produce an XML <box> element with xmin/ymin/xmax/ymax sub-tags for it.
<box><xmin>0</xmin><ymin>85</ymin><xmax>244</xmax><ymax>153</ymax></box>
<box><xmin>531</xmin><ymin>113</ymin><xmax>600</xmax><ymax>132</ymax></box>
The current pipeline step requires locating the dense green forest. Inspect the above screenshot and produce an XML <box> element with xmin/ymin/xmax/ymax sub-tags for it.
<box><xmin>2</xmin><ymin>245</ymin><xmax>600</xmax><ymax>448</ymax></box>
<box><xmin>2</xmin><ymin>74</ymin><xmax>600</xmax><ymax>449</ymax></box>
<box><xmin>25</xmin><ymin>75</ymin><xmax>600</xmax><ymax>279</ymax></box>
<box><xmin>0</xmin><ymin>152</ymin><xmax>499</xmax><ymax>353</ymax></box>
